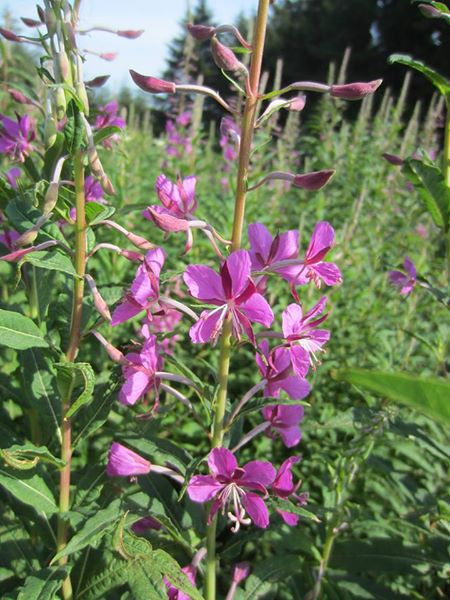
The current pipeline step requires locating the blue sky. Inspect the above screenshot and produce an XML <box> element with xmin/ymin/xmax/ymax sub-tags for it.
<box><xmin>1</xmin><ymin>1</ymin><xmax>253</xmax><ymax>89</ymax></box>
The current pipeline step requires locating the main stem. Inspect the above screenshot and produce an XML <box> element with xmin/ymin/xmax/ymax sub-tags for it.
<box><xmin>443</xmin><ymin>96</ymin><xmax>450</xmax><ymax>276</ymax></box>
<box><xmin>57</xmin><ymin>148</ymin><xmax>86</xmax><ymax>600</ymax></box>
<box><xmin>205</xmin><ymin>3</ymin><xmax>270</xmax><ymax>599</ymax></box>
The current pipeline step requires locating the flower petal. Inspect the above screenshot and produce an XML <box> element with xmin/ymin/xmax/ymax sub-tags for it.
<box><xmin>241</xmin><ymin>460</ymin><xmax>276</xmax><ymax>488</ymax></box>
<box><xmin>248</xmin><ymin>223</ymin><xmax>273</xmax><ymax>267</ymax></box>
<box><xmin>242</xmin><ymin>493</ymin><xmax>270</xmax><ymax>528</ymax></box>
<box><xmin>106</xmin><ymin>442</ymin><xmax>151</xmax><ymax>476</ymax></box>
<box><xmin>239</xmin><ymin>293</ymin><xmax>274</xmax><ymax>327</ymax></box>
<box><xmin>111</xmin><ymin>298</ymin><xmax>144</xmax><ymax>326</ymax></box>
<box><xmin>305</xmin><ymin>221</ymin><xmax>335</xmax><ymax>263</ymax></box>
<box><xmin>118</xmin><ymin>368</ymin><xmax>151</xmax><ymax>405</ymax></box>
<box><xmin>184</xmin><ymin>265</ymin><xmax>224</xmax><ymax>302</ymax></box>
<box><xmin>282</xmin><ymin>303</ymin><xmax>303</xmax><ymax>337</ymax></box>
<box><xmin>189</xmin><ymin>307</ymin><xmax>226</xmax><ymax>343</ymax></box>
<box><xmin>225</xmin><ymin>250</ymin><xmax>252</xmax><ymax>298</ymax></box>
<box><xmin>208</xmin><ymin>447</ymin><xmax>237</xmax><ymax>479</ymax></box>
<box><xmin>289</xmin><ymin>346</ymin><xmax>310</xmax><ymax>377</ymax></box>
<box><xmin>279</xmin><ymin>375</ymin><xmax>311</xmax><ymax>401</ymax></box>
<box><xmin>278</xmin><ymin>425</ymin><xmax>302</xmax><ymax>447</ymax></box>
<box><xmin>187</xmin><ymin>475</ymin><xmax>223</xmax><ymax>502</ymax></box>
<box><xmin>311</xmin><ymin>262</ymin><xmax>342</xmax><ymax>286</ymax></box>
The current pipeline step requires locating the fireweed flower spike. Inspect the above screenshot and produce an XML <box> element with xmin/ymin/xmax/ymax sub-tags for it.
<box><xmin>272</xmin><ymin>456</ymin><xmax>308</xmax><ymax>526</ymax></box>
<box><xmin>184</xmin><ymin>250</ymin><xmax>274</xmax><ymax>344</ymax></box>
<box><xmin>282</xmin><ymin>297</ymin><xmax>330</xmax><ymax>370</ymax></box>
<box><xmin>187</xmin><ymin>447</ymin><xmax>276</xmax><ymax>531</ymax></box>
<box><xmin>388</xmin><ymin>256</ymin><xmax>417</xmax><ymax>295</ymax></box>
<box><xmin>0</xmin><ymin>113</ymin><xmax>35</xmax><ymax>162</ymax></box>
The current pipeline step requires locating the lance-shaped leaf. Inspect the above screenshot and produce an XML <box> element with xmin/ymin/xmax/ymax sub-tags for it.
<box><xmin>334</xmin><ymin>369</ymin><xmax>450</xmax><ymax>425</ymax></box>
<box><xmin>56</xmin><ymin>362</ymin><xmax>96</xmax><ymax>418</ymax></box>
<box><xmin>0</xmin><ymin>443</ymin><xmax>64</xmax><ymax>470</ymax></box>
<box><xmin>23</xmin><ymin>249</ymin><xmax>79</xmax><ymax>277</ymax></box>
<box><xmin>402</xmin><ymin>158</ymin><xmax>450</xmax><ymax>230</ymax></box>
<box><xmin>389</xmin><ymin>54</ymin><xmax>450</xmax><ymax>96</ymax></box>
<box><xmin>0</xmin><ymin>466</ymin><xmax>57</xmax><ymax>515</ymax></box>
<box><xmin>269</xmin><ymin>497</ymin><xmax>321</xmax><ymax>523</ymax></box>
<box><xmin>153</xmin><ymin>549</ymin><xmax>204</xmax><ymax>600</ymax></box>
<box><xmin>16</xmin><ymin>566</ymin><xmax>71</xmax><ymax>600</ymax></box>
<box><xmin>0</xmin><ymin>309</ymin><xmax>48</xmax><ymax>350</ymax></box>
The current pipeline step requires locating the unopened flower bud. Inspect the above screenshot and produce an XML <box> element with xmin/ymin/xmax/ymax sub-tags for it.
<box><xmin>289</xmin><ymin>95</ymin><xmax>306</xmax><ymax>111</ymax></box>
<box><xmin>86</xmin><ymin>274</ymin><xmax>112</xmax><ymax>321</ymax></box>
<box><xmin>42</xmin><ymin>182</ymin><xmax>59</xmax><ymax>215</ymax></box>
<box><xmin>14</xmin><ymin>214</ymin><xmax>50</xmax><ymax>248</ymax></box>
<box><xmin>21</xmin><ymin>17</ymin><xmax>41</xmax><ymax>27</ymax></box>
<box><xmin>383</xmin><ymin>153</ymin><xmax>404</xmax><ymax>166</ymax></box>
<box><xmin>8</xmin><ymin>88</ymin><xmax>33</xmax><ymax>105</ymax></box>
<box><xmin>36</xmin><ymin>5</ymin><xmax>45</xmax><ymax>23</ymax></box>
<box><xmin>92</xmin><ymin>331</ymin><xmax>126</xmax><ymax>363</ymax></box>
<box><xmin>53</xmin><ymin>86</ymin><xmax>67</xmax><ymax>121</ymax></box>
<box><xmin>117</xmin><ymin>29</ymin><xmax>144</xmax><ymax>39</ymax></box>
<box><xmin>232</xmin><ymin>562</ymin><xmax>250</xmax><ymax>584</ymax></box>
<box><xmin>0</xmin><ymin>27</ymin><xmax>22</xmax><ymax>42</ymax></box>
<box><xmin>75</xmin><ymin>82</ymin><xmax>89</xmax><ymax>115</ymax></box>
<box><xmin>101</xmin><ymin>175</ymin><xmax>115</xmax><ymax>196</ymax></box>
<box><xmin>44</xmin><ymin>115</ymin><xmax>57</xmax><ymax>149</ymax></box>
<box><xmin>418</xmin><ymin>3</ymin><xmax>443</xmax><ymax>18</ymax></box>
<box><xmin>55</xmin><ymin>50</ymin><xmax>71</xmax><ymax>82</ymax></box>
<box><xmin>211</xmin><ymin>36</ymin><xmax>243</xmax><ymax>73</ymax></box>
<box><xmin>330</xmin><ymin>79</ymin><xmax>382</xmax><ymax>100</ymax></box>
<box><xmin>293</xmin><ymin>170</ymin><xmax>335</xmax><ymax>190</ymax></box>
<box><xmin>44</xmin><ymin>7</ymin><xmax>57</xmax><ymax>36</ymax></box>
<box><xmin>120</xmin><ymin>249</ymin><xmax>144</xmax><ymax>262</ymax></box>
<box><xmin>126</xmin><ymin>231</ymin><xmax>154</xmax><ymax>250</ymax></box>
<box><xmin>129</xmin><ymin>70</ymin><xmax>176</xmax><ymax>94</ymax></box>
<box><xmin>85</xmin><ymin>75</ymin><xmax>110</xmax><ymax>88</ymax></box>
<box><xmin>99</xmin><ymin>52</ymin><xmax>117</xmax><ymax>61</ymax></box>
<box><xmin>187</xmin><ymin>22</ymin><xmax>215</xmax><ymax>41</ymax></box>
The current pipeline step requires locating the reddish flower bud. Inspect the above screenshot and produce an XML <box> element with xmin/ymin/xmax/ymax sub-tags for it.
<box><xmin>126</xmin><ymin>231</ymin><xmax>154</xmax><ymax>250</ymax></box>
<box><xmin>120</xmin><ymin>249</ymin><xmax>144</xmax><ymax>262</ymax></box>
<box><xmin>0</xmin><ymin>28</ymin><xmax>22</xmax><ymax>42</ymax></box>
<box><xmin>232</xmin><ymin>563</ymin><xmax>251</xmax><ymax>584</ymax></box>
<box><xmin>211</xmin><ymin>37</ymin><xmax>242</xmax><ymax>72</ymax></box>
<box><xmin>293</xmin><ymin>170</ymin><xmax>335</xmax><ymax>191</ymax></box>
<box><xmin>99</xmin><ymin>52</ymin><xmax>117</xmax><ymax>61</ymax></box>
<box><xmin>85</xmin><ymin>75</ymin><xmax>110</xmax><ymax>88</ymax></box>
<box><xmin>86</xmin><ymin>274</ymin><xmax>112</xmax><ymax>322</ymax></box>
<box><xmin>289</xmin><ymin>95</ymin><xmax>306</xmax><ymax>111</ymax></box>
<box><xmin>187</xmin><ymin>23</ymin><xmax>215</xmax><ymax>41</ymax></box>
<box><xmin>129</xmin><ymin>70</ymin><xmax>176</xmax><ymax>94</ymax></box>
<box><xmin>418</xmin><ymin>3</ymin><xmax>442</xmax><ymax>18</ymax></box>
<box><xmin>36</xmin><ymin>5</ymin><xmax>45</xmax><ymax>22</ymax></box>
<box><xmin>21</xmin><ymin>17</ymin><xmax>42</xmax><ymax>27</ymax></box>
<box><xmin>117</xmin><ymin>29</ymin><xmax>144</xmax><ymax>39</ymax></box>
<box><xmin>330</xmin><ymin>79</ymin><xmax>382</xmax><ymax>100</ymax></box>
<box><xmin>8</xmin><ymin>88</ymin><xmax>33</xmax><ymax>105</ymax></box>
<box><xmin>382</xmin><ymin>153</ymin><xmax>404</xmax><ymax>166</ymax></box>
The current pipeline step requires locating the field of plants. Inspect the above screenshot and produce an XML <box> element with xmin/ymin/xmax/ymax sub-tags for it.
<box><xmin>0</xmin><ymin>1</ymin><xmax>449</xmax><ymax>599</ymax></box>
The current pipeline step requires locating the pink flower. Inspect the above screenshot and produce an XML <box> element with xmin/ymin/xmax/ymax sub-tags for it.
<box><xmin>262</xmin><ymin>405</ymin><xmax>304</xmax><ymax>448</ymax></box>
<box><xmin>184</xmin><ymin>250</ymin><xmax>274</xmax><ymax>344</ymax></box>
<box><xmin>388</xmin><ymin>256</ymin><xmax>417</xmax><ymax>295</ymax></box>
<box><xmin>272</xmin><ymin>456</ymin><xmax>308</xmax><ymax>526</ymax></box>
<box><xmin>256</xmin><ymin>340</ymin><xmax>311</xmax><ymax>399</ymax></box>
<box><xmin>294</xmin><ymin>222</ymin><xmax>342</xmax><ymax>288</ymax></box>
<box><xmin>119</xmin><ymin>333</ymin><xmax>162</xmax><ymax>406</ymax></box>
<box><xmin>131</xmin><ymin>516</ymin><xmax>162</xmax><ymax>534</ymax></box>
<box><xmin>111</xmin><ymin>247</ymin><xmax>165</xmax><ymax>326</ymax></box>
<box><xmin>6</xmin><ymin>166</ymin><xmax>21</xmax><ymax>188</ymax></box>
<box><xmin>282</xmin><ymin>297</ymin><xmax>330</xmax><ymax>371</ymax></box>
<box><xmin>106</xmin><ymin>442</ymin><xmax>151</xmax><ymax>476</ymax></box>
<box><xmin>187</xmin><ymin>447</ymin><xmax>276</xmax><ymax>530</ymax></box>
<box><xmin>94</xmin><ymin>100</ymin><xmax>125</xmax><ymax>148</ymax></box>
<box><xmin>165</xmin><ymin>564</ymin><xmax>196</xmax><ymax>600</ymax></box>
<box><xmin>84</xmin><ymin>175</ymin><xmax>105</xmax><ymax>203</ymax></box>
<box><xmin>0</xmin><ymin>114</ymin><xmax>35</xmax><ymax>162</ymax></box>
<box><xmin>248</xmin><ymin>222</ymin><xmax>300</xmax><ymax>282</ymax></box>
<box><xmin>144</xmin><ymin>174</ymin><xmax>197</xmax><ymax>233</ymax></box>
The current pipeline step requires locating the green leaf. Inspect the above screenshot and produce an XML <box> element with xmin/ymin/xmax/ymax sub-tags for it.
<box><xmin>0</xmin><ymin>466</ymin><xmax>57</xmax><ymax>515</ymax></box>
<box><xmin>5</xmin><ymin>197</ymin><xmax>66</xmax><ymax>243</ymax></box>
<box><xmin>85</xmin><ymin>202</ymin><xmax>116</xmax><ymax>225</ymax></box>
<box><xmin>55</xmin><ymin>362</ymin><xmax>96</xmax><ymax>418</ymax></box>
<box><xmin>388</xmin><ymin>54</ymin><xmax>450</xmax><ymax>96</ymax></box>
<box><xmin>0</xmin><ymin>443</ymin><xmax>64</xmax><ymax>470</ymax></box>
<box><xmin>232</xmin><ymin>396</ymin><xmax>310</xmax><ymax>422</ymax></box>
<box><xmin>24</xmin><ymin>249</ymin><xmax>78</xmax><ymax>277</ymax></box>
<box><xmin>402</xmin><ymin>158</ymin><xmax>450</xmax><ymax>230</ymax></box>
<box><xmin>334</xmin><ymin>369</ymin><xmax>450</xmax><ymax>425</ymax></box>
<box><xmin>93</xmin><ymin>125</ymin><xmax>123</xmax><ymax>146</ymax></box>
<box><xmin>51</xmin><ymin>500</ymin><xmax>123</xmax><ymax>562</ymax></box>
<box><xmin>122</xmin><ymin>436</ymin><xmax>190</xmax><ymax>476</ymax></box>
<box><xmin>153</xmin><ymin>549</ymin><xmax>204</xmax><ymax>600</ymax></box>
<box><xmin>64</xmin><ymin>100</ymin><xmax>84</xmax><ymax>152</ymax></box>
<box><xmin>269</xmin><ymin>497</ymin><xmax>321</xmax><ymax>523</ymax></box>
<box><xmin>243</xmin><ymin>555</ymin><xmax>302</xmax><ymax>599</ymax></box>
<box><xmin>76</xmin><ymin>553</ymin><xmax>130</xmax><ymax>599</ymax></box>
<box><xmin>16</xmin><ymin>566</ymin><xmax>71</xmax><ymax>600</ymax></box>
<box><xmin>0</xmin><ymin>309</ymin><xmax>48</xmax><ymax>350</ymax></box>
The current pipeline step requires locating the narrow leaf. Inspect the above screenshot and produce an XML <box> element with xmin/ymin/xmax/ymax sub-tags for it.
<box><xmin>388</xmin><ymin>54</ymin><xmax>450</xmax><ymax>96</ymax></box>
<box><xmin>0</xmin><ymin>309</ymin><xmax>48</xmax><ymax>350</ymax></box>
<box><xmin>16</xmin><ymin>566</ymin><xmax>70</xmax><ymax>600</ymax></box>
<box><xmin>0</xmin><ymin>466</ymin><xmax>57</xmax><ymax>515</ymax></box>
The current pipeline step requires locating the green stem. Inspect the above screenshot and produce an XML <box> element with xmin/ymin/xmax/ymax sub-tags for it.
<box><xmin>204</xmin><ymin>3</ymin><xmax>271</xmax><ymax>599</ymax></box>
<box><xmin>443</xmin><ymin>96</ymin><xmax>450</xmax><ymax>275</ymax></box>
<box><xmin>56</xmin><ymin>148</ymin><xmax>86</xmax><ymax>600</ymax></box>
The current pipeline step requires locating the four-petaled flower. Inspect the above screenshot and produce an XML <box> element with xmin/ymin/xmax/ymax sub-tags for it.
<box><xmin>248</xmin><ymin>222</ymin><xmax>300</xmax><ymax>282</ymax></box>
<box><xmin>388</xmin><ymin>256</ymin><xmax>417</xmax><ymax>295</ymax></box>
<box><xmin>295</xmin><ymin>221</ymin><xmax>342</xmax><ymax>288</ymax></box>
<box><xmin>272</xmin><ymin>456</ymin><xmax>308</xmax><ymax>526</ymax></box>
<box><xmin>187</xmin><ymin>447</ymin><xmax>276</xmax><ymax>531</ymax></box>
<box><xmin>184</xmin><ymin>250</ymin><xmax>274</xmax><ymax>344</ymax></box>
<box><xmin>262</xmin><ymin>404</ymin><xmax>305</xmax><ymax>448</ymax></box>
<box><xmin>0</xmin><ymin>113</ymin><xmax>35</xmax><ymax>162</ymax></box>
<box><xmin>119</xmin><ymin>333</ymin><xmax>162</xmax><ymax>406</ymax></box>
<box><xmin>282</xmin><ymin>297</ymin><xmax>330</xmax><ymax>371</ymax></box>
<box><xmin>111</xmin><ymin>247</ymin><xmax>165</xmax><ymax>326</ymax></box>
<box><xmin>256</xmin><ymin>340</ymin><xmax>310</xmax><ymax>398</ymax></box>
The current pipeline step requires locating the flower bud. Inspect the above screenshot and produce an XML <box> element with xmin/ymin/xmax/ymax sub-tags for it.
<box><xmin>14</xmin><ymin>214</ymin><xmax>50</xmax><ymax>248</ymax></box>
<box><xmin>101</xmin><ymin>176</ymin><xmax>116</xmax><ymax>196</ymax></box>
<box><xmin>99</xmin><ymin>52</ymin><xmax>117</xmax><ymax>61</ymax></box>
<box><xmin>85</xmin><ymin>75</ymin><xmax>110</xmax><ymax>88</ymax></box>
<box><xmin>0</xmin><ymin>240</ymin><xmax>57</xmax><ymax>263</ymax></box>
<box><xmin>36</xmin><ymin>5</ymin><xmax>45</xmax><ymax>23</ymax></box>
<box><xmin>187</xmin><ymin>23</ymin><xmax>215</xmax><ymax>41</ymax></box>
<box><xmin>75</xmin><ymin>82</ymin><xmax>90</xmax><ymax>115</ymax></box>
<box><xmin>21</xmin><ymin>17</ymin><xmax>42</xmax><ymax>27</ymax></box>
<box><xmin>92</xmin><ymin>331</ymin><xmax>126</xmax><ymax>363</ymax></box>
<box><xmin>120</xmin><ymin>249</ymin><xmax>144</xmax><ymax>262</ymax></box>
<box><xmin>211</xmin><ymin>36</ymin><xmax>242</xmax><ymax>72</ymax></box>
<box><xmin>232</xmin><ymin>562</ymin><xmax>250</xmax><ymax>584</ymax></box>
<box><xmin>44</xmin><ymin>115</ymin><xmax>57</xmax><ymax>149</ymax></box>
<box><xmin>126</xmin><ymin>231</ymin><xmax>154</xmax><ymax>250</ymax></box>
<box><xmin>418</xmin><ymin>3</ymin><xmax>443</xmax><ymax>18</ymax></box>
<box><xmin>8</xmin><ymin>88</ymin><xmax>33</xmax><ymax>105</ymax></box>
<box><xmin>293</xmin><ymin>170</ymin><xmax>335</xmax><ymax>190</ymax></box>
<box><xmin>330</xmin><ymin>79</ymin><xmax>382</xmax><ymax>100</ymax></box>
<box><xmin>53</xmin><ymin>86</ymin><xmax>67</xmax><ymax>121</ymax></box>
<box><xmin>0</xmin><ymin>28</ymin><xmax>22</xmax><ymax>42</ymax></box>
<box><xmin>289</xmin><ymin>95</ymin><xmax>306</xmax><ymax>111</ymax></box>
<box><xmin>42</xmin><ymin>182</ymin><xmax>59</xmax><ymax>215</ymax></box>
<box><xmin>382</xmin><ymin>153</ymin><xmax>404</xmax><ymax>166</ymax></box>
<box><xmin>117</xmin><ymin>29</ymin><xmax>144</xmax><ymax>39</ymax></box>
<box><xmin>44</xmin><ymin>7</ymin><xmax>57</xmax><ymax>36</ymax></box>
<box><xmin>86</xmin><ymin>274</ymin><xmax>112</xmax><ymax>322</ymax></box>
<box><xmin>129</xmin><ymin>70</ymin><xmax>176</xmax><ymax>94</ymax></box>
<box><xmin>55</xmin><ymin>50</ymin><xmax>71</xmax><ymax>82</ymax></box>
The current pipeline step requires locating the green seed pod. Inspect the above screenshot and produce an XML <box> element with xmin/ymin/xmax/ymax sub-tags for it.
<box><xmin>75</xmin><ymin>82</ymin><xmax>89</xmax><ymax>116</ymax></box>
<box><xmin>53</xmin><ymin>86</ymin><xmax>67</xmax><ymax>121</ymax></box>
<box><xmin>44</xmin><ymin>7</ymin><xmax>57</xmax><ymax>36</ymax></box>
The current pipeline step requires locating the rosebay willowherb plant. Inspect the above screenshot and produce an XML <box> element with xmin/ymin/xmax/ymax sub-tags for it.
<box><xmin>0</xmin><ymin>1</ymin><xmax>383</xmax><ymax>599</ymax></box>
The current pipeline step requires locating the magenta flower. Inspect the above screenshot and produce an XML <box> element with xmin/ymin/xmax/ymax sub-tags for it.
<box><xmin>106</xmin><ymin>442</ymin><xmax>151</xmax><ymax>476</ymax></box>
<box><xmin>144</xmin><ymin>174</ymin><xmax>197</xmax><ymax>233</ymax></box>
<box><xmin>262</xmin><ymin>405</ymin><xmax>304</xmax><ymax>448</ymax></box>
<box><xmin>6</xmin><ymin>166</ymin><xmax>21</xmax><ymax>189</ymax></box>
<box><xmin>119</xmin><ymin>333</ymin><xmax>162</xmax><ymax>406</ymax></box>
<box><xmin>248</xmin><ymin>222</ymin><xmax>300</xmax><ymax>282</ymax></box>
<box><xmin>165</xmin><ymin>564</ymin><xmax>196</xmax><ymax>600</ymax></box>
<box><xmin>111</xmin><ymin>247</ymin><xmax>165</xmax><ymax>326</ymax></box>
<box><xmin>95</xmin><ymin>100</ymin><xmax>126</xmax><ymax>148</ymax></box>
<box><xmin>256</xmin><ymin>340</ymin><xmax>311</xmax><ymax>398</ymax></box>
<box><xmin>282</xmin><ymin>297</ymin><xmax>330</xmax><ymax>371</ymax></box>
<box><xmin>0</xmin><ymin>113</ymin><xmax>35</xmax><ymax>162</ymax></box>
<box><xmin>295</xmin><ymin>222</ymin><xmax>342</xmax><ymax>288</ymax></box>
<box><xmin>272</xmin><ymin>456</ymin><xmax>308</xmax><ymax>526</ymax></box>
<box><xmin>131</xmin><ymin>516</ymin><xmax>162</xmax><ymax>534</ymax></box>
<box><xmin>388</xmin><ymin>256</ymin><xmax>417</xmax><ymax>295</ymax></box>
<box><xmin>184</xmin><ymin>250</ymin><xmax>274</xmax><ymax>344</ymax></box>
<box><xmin>84</xmin><ymin>175</ymin><xmax>105</xmax><ymax>203</ymax></box>
<box><xmin>187</xmin><ymin>447</ymin><xmax>276</xmax><ymax>531</ymax></box>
